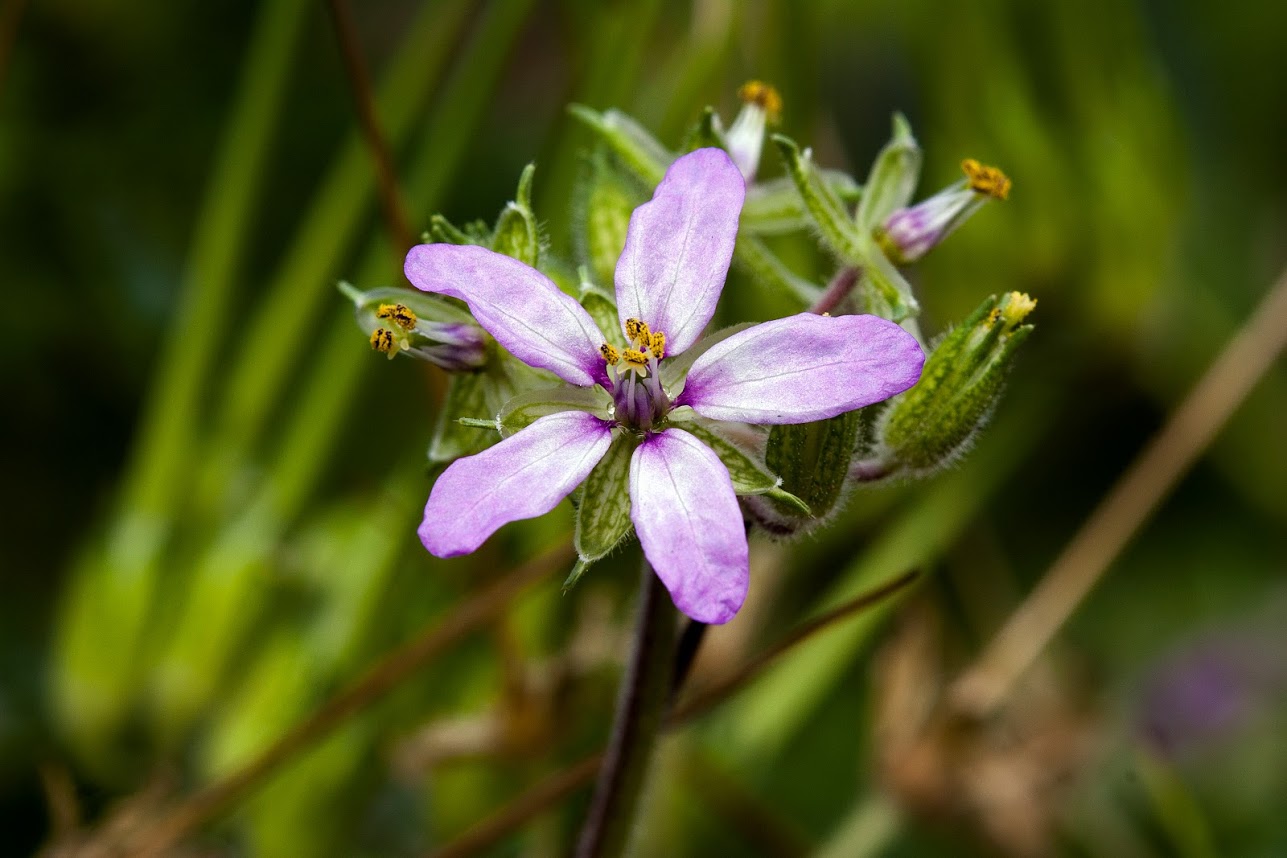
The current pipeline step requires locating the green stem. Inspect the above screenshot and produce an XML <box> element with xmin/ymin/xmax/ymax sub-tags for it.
<box><xmin>575</xmin><ymin>561</ymin><xmax>676</xmax><ymax>858</ymax></box>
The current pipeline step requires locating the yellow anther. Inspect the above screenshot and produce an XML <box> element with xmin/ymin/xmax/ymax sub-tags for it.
<box><xmin>376</xmin><ymin>302</ymin><xmax>418</xmax><ymax>331</ymax></box>
<box><xmin>961</xmin><ymin>158</ymin><xmax>1011</xmax><ymax>200</ymax></box>
<box><xmin>1000</xmin><ymin>292</ymin><xmax>1037</xmax><ymax>326</ymax></box>
<box><xmin>624</xmin><ymin>318</ymin><xmax>651</xmax><ymax>346</ymax></box>
<box><xmin>370</xmin><ymin>327</ymin><xmax>399</xmax><ymax>358</ymax></box>
<box><xmin>600</xmin><ymin>342</ymin><xmax>620</xmax><ymax>365</ymax></box>
<box><xmin>738</xmin><ymin>80</ymin><xmax>783</xmax><ymax>124</ymax></box>
<box><xmin>648</xmin><ymin>331</ymin><xmax>666</xmax><ymax>359</ymax></box>
<box><xmin>622</xmin><ymin>348</ymin><xmax>649</xmax><ymax>369</ymax></box>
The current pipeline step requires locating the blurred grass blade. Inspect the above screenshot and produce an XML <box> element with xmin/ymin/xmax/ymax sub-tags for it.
<box><xmin>50</xmin><ymin>0</ymin><xmax>311</xmax><ymax>768</ymax></box>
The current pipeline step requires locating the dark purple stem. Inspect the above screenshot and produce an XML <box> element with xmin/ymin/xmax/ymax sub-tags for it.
<box><xmin>810</xmin><ymin>266</ymin><xmax>860</xmax><ymax>315</ymax></box>
<box><xmin>576</xmin><ymin>560</ymin><xmax>677</xmax><ymax>858</ymax></box>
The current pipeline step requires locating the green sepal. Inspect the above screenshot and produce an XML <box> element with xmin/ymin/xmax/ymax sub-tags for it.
<box><xmin>428</xmin><ymin>371</ymin><xmax>494</xmax><ymax>463</ymax></box>
<box><xmin>574</xmin><ymin>152</ymin><xmax>640</xmax><ymax>289</ymax></box>
<box><xmin>854</xmin><ymin>235</ymin><xmax>921</xmax><ymax>322</ymax></box>
<box><xmin>682</xmin><ymin>106</ymin><xmax>722</xmax><ymax>153</ymax></box>
<box><xmin>741</xmin><ymin>172</ymin><xmax>862</xmax><ymax>236</ymax></box>
<box><xmin>772</xmin><ymin>133</ymin><xmax>868</xmax><ymax>264</ymax></box>
<box><xmin>573</xmin><ymin>430</ymin><xmax>637</xmax><ymax>564</ymax></box>
<box><xmin>765</xmin><ymin>408</ymin><xmax>862</xmax><ymax>522</ymax></box>
<box><xmin>578</xmin><ymin>271</ymin><xmax>626</xmax><ymax>350</ymax></box>
<box><xmin>340</xmin><ymin>283</ymin><xmax>476</xmax><ymax>327</ymax></box>
<box><xmin>428</xmin><ymin>213</ymin><xmax>490</xmax><ymax>246</ymax></box>
<box><xmin>490</xmin><ymin>163</ymin><xmax>540</xmax><ymax>267</ymax></box>
<box><xmin>569</xmin><ymin>104</ymin><xmax>670</xmax><ymax>187</ymax></box>
<box><xmin>562</xmin><ymin>559</ymin><xmax>592</xmax><ymax>593</ymax></box>
<box><xmin>732</xmin><ymin>236</ymin><xmax>823</xmax><ymax>306</ymax></box>
<box><xmin>855</xmin><ymin>112</ymin><xmax>922</xmax><ymax>231</ymax></box>
<box><xmin>681</xmin><ymin>422</ymin><xmax>810</xmax><ymax>514</ymax></box>
<box><xmin>496</xmin><ymin>385</ymin><xmax>610</xmax><ymax>437</ymax></box>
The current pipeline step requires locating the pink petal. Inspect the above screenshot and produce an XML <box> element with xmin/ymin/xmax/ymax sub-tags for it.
<box><xmin>614</xmin><ymin>148</ymin><xmax>745</xmax><ymax>355</ymax></box>
<box><xmin>629</xmin><ymin>428</ymin><xmax>749</xmax><ymax>624</ymax></box>
<box><xmin>406</xmin><ymin>244</ymin><xmax>607</xmax><ymax>387</ymax></box>
<box><xmin>419</xmin><ymin>411</ymin><xmax>612</xmax><ymax>557</ymax></box>
<box><xmin>677</xmin><ymin>313</ymin><xmax>925</xmax><ymax>423</ymax></box>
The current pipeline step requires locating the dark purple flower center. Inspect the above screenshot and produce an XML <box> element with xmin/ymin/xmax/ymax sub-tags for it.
<box><xmin>602</xmin><ymin>318</ymin><xmax>672</xmax><ymax>432</ymax></box>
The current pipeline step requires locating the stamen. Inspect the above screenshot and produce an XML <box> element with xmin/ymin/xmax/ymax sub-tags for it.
<box><xmin>600</xmin><ymin>342</ymin><xmax>620</xmax><ymax>365</ymax></box>
<box><xmin>648</xmin><ymin>331</ymin><xmax>666</xmax><ymax>359</ymax></box>
<box><xmin>376</xmin><ymin>302</ymin><xmax>418</xmax><ymax>331</ymax></box>
<box><xmin>622</xmin><ymin>348</ymin><xmax>649</xmax><ymax>371</ymax></box>
<box><xmin>961</xmin><ymin>159</ymin><xmax>1011</xmax><ymax>201</ymax></box>
<box><xmin>737</xmin><ymin>80</ymin><xmax>783</xmax><ymax>124</ymax></box>
<box><xmin>624</xmin><ymin>318</ymin><xmax>651</xmax><ymax>346</ymax></box>
<box><xmin>370</xmin><ymin>327</ymin><xmax>399</xmax><ymax>358</ymax></box>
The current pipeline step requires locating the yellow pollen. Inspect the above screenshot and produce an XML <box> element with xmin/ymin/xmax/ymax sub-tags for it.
<box><xmin>370</xmin><ymin>327</ymin><xmax>398</xmax><ymax>358</ymax></box>
<box><xmin>622</xmin><ymin>348</ymin><xmax>649</xmax><ymax>368</ymax></box>
<box><xmin>1000</xmin><ymin>291</ymin><xmax>1037</xmax><ymax>326</ymax></box>
<box><xmin>376</xmin><ymin>302</ymin><xmax>418</xmax><ymax>331</ymax></box>
<box><xmin>600</xmin><ymin>342</ymin><xmax>620</xmax><ymax>365</ymax></box>
<box><xmin>738</xmin><ymin>80</ymin><xmax>783</xmax><ymax>124</ymax></box>
<box><xmin>648</xmin><ymin>331</ymin><xmax>666</xmax><ymax>359</ymax></box>
<box><xmin>624</xmin><ymin>318</ymin><xmax>651</xmax><ymax>346</ymax></box>
<box><xmin>961</xmin><ymin>159</ymin><xmax>1011</xmax><ymax>200</ymax></box>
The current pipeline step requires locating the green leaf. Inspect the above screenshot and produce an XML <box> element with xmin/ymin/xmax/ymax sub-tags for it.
<box><xmin>574</xmin><ymin>431</ymin><xmax>636</xmax><ymax>562</ymax></box>
<box><xmin>562</xmin><ymin>559</ymin><xmax>592</xmax><ymax>593</ymax></box>
<box><xmin>681</xmin><ymin>422</ymin><xmax>811</xmax><ymax>513</ymax></box>
<box><xmin>496</xmin><ymin>385</ymin><xmax>610</xmax><ymax>436</ymax></box>
<box><xmin>772</xmin><ymin>134</ymin><xmax>867</xmax><ymax>264</ymax></box>
<box><xmin>343</xmin><ymin>284</ymin><xmax>476</xmax><ymax>326</ymax></box>
<box><xmin>855</xmin><ymin>112</ymin><xmax>922</xmax><ymax>231</ymax></box>
<box><xmin>491</xmin><ymin>163</ymin><xmax>540</xmax><ymax>267</ymax></box>
<box><xmin>575</xmin><ymin>155</ymin><xmax>638</xmax><ymax>292</ymax></box>
<box><xmin>428</xmin><ymin>372</ymin><xmax>495</xmax><ymax>462</ymax></box>
<box><xmin>428</xmin><ymin>213</ymin><xmax>482</xmax><ymax>246</ymax></box>
<box><xmin>765</xmin><ymin>409</ymin><xmax>862</xmax><ymax>522</ymax></box>
<box><xmin>741</xmin><ymin>172</ymin><xmax>862</xmax><ymax>236</ymax></box>
<box><xmin>854</xmin><ymin>235</ymin><xmax>921</xmax><ymax>322</ymax></box>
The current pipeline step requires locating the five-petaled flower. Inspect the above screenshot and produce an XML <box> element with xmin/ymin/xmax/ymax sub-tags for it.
<box><xmin>406</xmin><ymin>148</ymin><xmax>925</xmax><ymax>624</ymax></box>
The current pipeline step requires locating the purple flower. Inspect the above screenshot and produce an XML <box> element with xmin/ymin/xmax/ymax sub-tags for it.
<box><xmin>876</xmin><ymin>159</ymin><xmax>1011</xmax><ymax>265</ymax></box>
<box><xmin>406</xmin><ymin>148</ymin><xmax>924</xmax><ymax>624</ymax></box>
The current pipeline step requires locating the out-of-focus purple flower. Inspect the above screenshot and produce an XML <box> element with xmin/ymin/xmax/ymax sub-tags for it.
<box><xmin>1139</xmin><ymin>630</ymin><xmax>1287</xmax><ymax>756</ymax></box>
<box><xmin>405</xmin><ymin>148</ymin><xmax>924</xmax><ymax>623</ymax></box>
<box><xmin>875</xmin><ymin>159</ymin><xmax>1010</xmax><ymax>265</ymax></box>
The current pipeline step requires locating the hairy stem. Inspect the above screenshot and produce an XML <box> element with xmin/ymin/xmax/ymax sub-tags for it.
<box><xmin>575</xmin><ymin>561</ymin><xmax>677</xmax><ymax>858</ymax></box>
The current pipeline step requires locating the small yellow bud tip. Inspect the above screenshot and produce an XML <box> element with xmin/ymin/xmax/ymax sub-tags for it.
<box><xmin>738</xmin><ymin>80</ymin><xmax>783</xmax><ymax>123</ymax></box>
<box><xmin>961</xmin><ymin>158</ymin><xmax>1011</xmax><ymax>200</ymax></box>
<box><xmin>600</xmin><ymin>343</ymin><xmax>620</xmax><ymax>365</ymax></box>
<box><xmin>1001</xmin><ymin>292</ymin><xmax>1037</xmax><ymax>325</ymax></box>
<box><xmin>370</xmin><ymin>327</ymin><xmax>398</xmax><ymax>356</ymax></box>
<box><xmin>376</xmin><ymin>302</ymin><xmax>418</xmax><ymax>331</ymax></box>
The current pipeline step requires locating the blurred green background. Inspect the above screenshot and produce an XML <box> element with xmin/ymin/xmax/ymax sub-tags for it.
<box><xmin>2</xmin><ymin>0</ymin><xmax>1285</xmax><ymax>855</ymax></box>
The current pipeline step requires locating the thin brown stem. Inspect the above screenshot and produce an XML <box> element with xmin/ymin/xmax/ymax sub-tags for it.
<box><xmin>426</xmin><ymin>569</ymin><xmax>920</xmax><ymax>858</ymax></box>
<box><xmin>951</xmin><ymin>264</ymin><xmax>1287</xmax><ymax>717</ymax></box>
<box><xmin>810</xmin><ymin>266</ymin><xmax>860</xmax><ymax>315</ymax></box>
<box><xmin>134</xmin><ymin>541</ymin><xmax>573</xmax><ymax>857</ymax></box>
<box><xmin>326</xmin><ymin>0</ymin><xmax>415</xmax><ymax>254</ymax></box>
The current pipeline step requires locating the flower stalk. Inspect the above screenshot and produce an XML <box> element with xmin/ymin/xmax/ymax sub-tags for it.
<box><xmin>576</xmin><ymin>560</ymin><xmax>677</xmax><ymax>858</ymax></box>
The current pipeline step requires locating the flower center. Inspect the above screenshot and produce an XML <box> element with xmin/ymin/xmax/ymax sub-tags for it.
<box><xmin>601</xmin><ymin>318</ymin><xmax>671</xmax><ymax>432</ymax></box>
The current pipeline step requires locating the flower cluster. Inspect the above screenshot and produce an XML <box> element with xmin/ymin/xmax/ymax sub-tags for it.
<box><xmin>407</xmin><ymin>149</ymin><xmax>923</xmax><ymax>623</ymax></box>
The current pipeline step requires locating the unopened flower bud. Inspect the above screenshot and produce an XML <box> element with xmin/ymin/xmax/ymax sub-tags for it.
<box><xmin>874</xmin><ymin>159</ymin><xmax>1010</xmax><ymax>265</ymax></box>
<box><xmin>340</xmin><ymin>282</ymin><xmax>488</xmax><ymax>372</ymax></box>
<box><xmin>722</xmin><ymin>80</ymin><xmax>782</xmax><ymax>183</ymax></box>
<box><xmin>879</xmin><ymin>292</ymin><xmax>1035</xmax><ymax>474</ymax></box>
